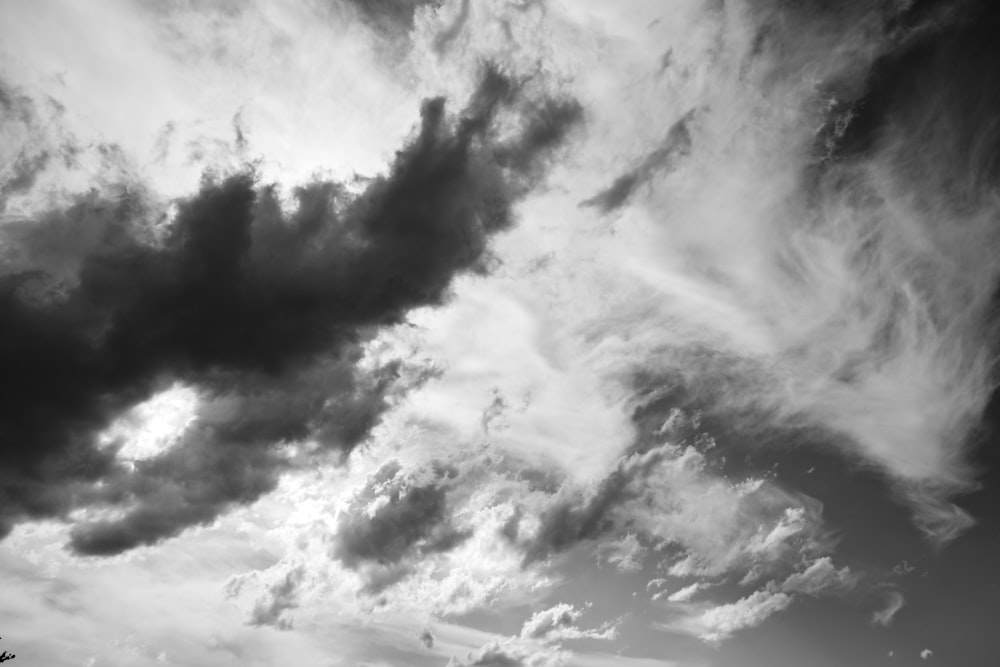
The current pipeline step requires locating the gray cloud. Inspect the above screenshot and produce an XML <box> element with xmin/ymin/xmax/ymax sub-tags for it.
<box><xmin>0</xmin><ymin>65</ymin><xmax>582</xmax><ymax>554</ymax></box>
<box><xmin>331</xmin><ymin>460</ymin><xmax>469</xmax><ymax>592</ymax></box>
<box><xmin>582</xmin><ymin>109</ymin><xmax>694</xmax><ymax>213</ymax></box>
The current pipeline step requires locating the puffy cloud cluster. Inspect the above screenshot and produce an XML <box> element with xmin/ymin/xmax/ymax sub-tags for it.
<box><xmin>447</xmin><ymin>603</ymin><xmax>615</xmax><ymax>667</ymax></box>
<box><xmin>677</xmin><ymin>555</ymin><xmax>855</xmax><ymax>643</ymax></box>
<box><xmin>519</xmin><ymin>604</ymin><xmax>617</xmax><ymax>644</ymax></box>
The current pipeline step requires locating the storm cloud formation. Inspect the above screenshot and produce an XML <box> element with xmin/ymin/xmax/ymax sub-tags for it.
<box><xmin>0</xmin><ymin>66</ymin><xmax>581</xmax><ymax>553</ymax></box>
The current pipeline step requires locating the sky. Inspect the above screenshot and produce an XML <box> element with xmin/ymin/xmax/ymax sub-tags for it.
<box><xmin>1</xmin><ymin>0</ymin><xmax>999</xmax><ymax>666</ymax></box>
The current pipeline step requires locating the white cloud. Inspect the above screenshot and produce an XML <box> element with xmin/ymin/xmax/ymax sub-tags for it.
<box><xmin>780</xmin><ymin>557</ymin><xmax>855</xmax><ymax>596</ymax></box>
<box><xmin>694</xmin><ymin>588</ymin><xmax>793</xmax><ymax>643</ymax></box>
<box><xmin>519</xmin><ymin>604</ymin><xmax>617</xmax><ymax>644</ymax></box>
<box><xmin>920</xmin><ymin>649</ymin><xmax>933</xmax><ymax>660</ymax></box>
<box><xmin>665</xmin><ymin>583</ymin><xmax>704</xmax><ymax>603</ymax></box>
<box><xmin>3</xmin><ymin>0</ymin><xmax>986</xmax><ymax>664</ymax></box>
<box><xmin>447</xmin><ymin>637</ymin><xmax>567</xmax><ymax>667</ymax></box>
<box><xmin>872</xmin><ymin>591</ymin><xmax>906</xmax><ymax>628</ymax></box>
<box><xmin>594</xmin><ymin>533</ymin><xmax>646</xmax><ymax>572</ymax></box>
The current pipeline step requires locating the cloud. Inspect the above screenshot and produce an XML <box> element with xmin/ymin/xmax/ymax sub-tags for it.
<box><xmin>663</xmin><ymin>556</ymin><xmax>855</xmax><ymax>642</ymax></box>
<box><xmin>780</xmin><ymin>557</ymin><xmax>855</xmax><ymax>596</ymax></box>
<box><xmin>581</xmin><ymin>110</ymin><xmax>694</xmax><ymax>214</ymax></box>
<box><xmin>342</xmin><ymin>0</ymin><xmax>440</xmax><ymax>34</ymax></box>
<box><xmin>330</xmin><ymin>459</ymin><xmax>470</xmax><ymax>592</ymax></box>
<box><xmin>247</xmin><ymin>564</ymin><xmax>305</xmax><ymax>630</ymax></box>
<box><xmin>0</xmin><ymin>149</ymin><xmax>51</xmax><ymax>210</ymax></box>
<box><xmin>871</xmin><ymin>591</ymin><xmax>905</xmax><ymax>627</ymax></box>
<box><xmin>920</xmin><ymin>648</ymin><xmax>933</xmax><ymax>660</ymax></box>
<box><xmin>420</xmin><ymin>628</ymin><xmax>435</xmax><ymax>649</ymax></box>
<box><xmin>0</xmin><ymin>65</ymin><xmax>581</xmax><ymax>553</ymax></box>
<box><xmin>224</xmin><ymin>453</ymin><xmax>557</xmax><ymax>625</ymax></box>
<box><xmin>519</xmin><ymin>604</ymin><xmax>616</xmax><ymax>643</ymax></box>
<box><xmin>432</xmin><ymin>0</ymin><xmax>471</xmax><ymax>55</ymax></box>
<box><xmin>665</xmin><ymin>583</ymin><xmax>703</xmax><ymax>603</ymax></box>
<box><xmin>593</xmin><ymin>532</ymin><xmax>646</xmax><ymax>572</ymax></box>
<box><xmin>695</xmin><ymin>588</ymin><xmax>792</xmax><ymax>643</ymax></box>
<box><xmin>513</xmin><ymin>431</ymin><xmax>831</xmax><ymax>585</ymax></box>
<box><xmin>448</xmin><ymin>638</ymin><xmax>566</xmax><ymax>667</ymax></box>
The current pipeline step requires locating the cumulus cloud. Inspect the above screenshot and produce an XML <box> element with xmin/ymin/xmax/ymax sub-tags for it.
<box><xmin>330</xmin><ymin>459</ymin><xmax>470</xmax><ymax>592</ymax></box>
<box><xmin>663</xmin><ymin>555</ymin><xmax>855</xmax><ymax>642</ymax></box>
<box><xmin>780</xmin><ymin>557</ymin><xmax>855</xmax><ymax>596</ymax></box>
<box><xmin>695</xmin><ymin>588</ymin><xmax>792</xmax><ymax>643</ymax></box>
<box><xmin>224</xmin><ymin>453</ymin><xmax>557</xmax><ymax>626</ymax></box>
<box><xmin>447</xmin><ymin>638</ymin><xmax>566</xmax><ymax>667</ymax></box>
<box><xmin>519</xmin><ymin>604</ymin><xmax>616</xmax><ymax>644</ymax></box>
<box><xmin>0</xmin><ymin>64</ymin><xmax>581</xmax><ymax>553</ymax></box>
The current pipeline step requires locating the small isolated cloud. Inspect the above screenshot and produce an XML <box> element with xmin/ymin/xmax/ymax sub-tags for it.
<box><xmin>920</xmin><ymin>649</ymin><xmax>933</xmax><ymax>660</ymax></box>
<box><xmin>594</xmin><ymin>533</ymin><xmax>646</xmax><ymax>572</ymax></box>
<box><xmin>872</xmin><ymin>591</ymin><xmax>905</xmax><ymax>627</ymax></box>
<box><xmin>420</xmin><ymin>628</ymin><xmax>435</xmax><ymax>649</ymax></box>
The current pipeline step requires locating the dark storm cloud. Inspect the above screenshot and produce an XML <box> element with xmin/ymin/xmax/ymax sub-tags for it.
<box><xmin>331</xmin><ymin>460</ymin><xmax>469</xmax><ymax>592</ymax></box>
<box><xmin>0</xmin><ymin>68</ymin><xmax>581</xmax><ymax>553</ymax></box>
<box><xmin>582</xmin><ymin>109</ymin><xmax>693</xmax><ymax>213</ymax></box>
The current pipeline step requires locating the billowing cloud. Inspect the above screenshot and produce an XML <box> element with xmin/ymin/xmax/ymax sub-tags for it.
<box><xmin>330</xmin><ymin>459</ymin><xmax>470</xmax><ymax>592</ymax></box>
<box><xmin>0</xmin><ymin>64</ymin><xmax>581</xmax><ymax>553</ymax></box>
<box><xmin>694</xmin><ymin>588</ymin><xmax>792</xmax><ymax>643</ymax></box>
<box><xmin>519</xmin><ymin>604</ymin><xmax>616</xmax><ymax>643</ymax></box>
<box><xmin>5</xmin><ymin>0</ymin><xmax>1000</xmax><ymax>664</ymax></box>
